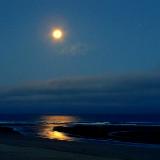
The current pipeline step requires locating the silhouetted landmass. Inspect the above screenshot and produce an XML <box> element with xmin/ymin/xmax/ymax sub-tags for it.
<box><xmin>54</xmin><ymin>124</ymin><xmax>160</xmax><ymax>144</ymax></box>
<box><xmin>54</xmin><ymin>124</ymin><xmax>109</xmax><ymax>139</ymax></box>
<box><xmin>0</xmin><ymin>126</ymin><xmax>21</xmax><ymax>136</ymax></box>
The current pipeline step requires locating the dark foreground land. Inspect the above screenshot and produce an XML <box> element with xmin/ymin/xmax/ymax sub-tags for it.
<box><xmin>54</xmin><ymin>123</ymin><xmax>160</xmax><ymax>144</ymax></box>
<box><xmin>0</xmin><ymin>126</ymin><xmax>160</xmax><ymax>160</ymax></box>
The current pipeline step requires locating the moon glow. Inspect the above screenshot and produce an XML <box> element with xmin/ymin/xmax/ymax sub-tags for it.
<box><xmin>52</xmin><ymin>29</ymin><xmax>63</xmax><ymax>40</ymax></box>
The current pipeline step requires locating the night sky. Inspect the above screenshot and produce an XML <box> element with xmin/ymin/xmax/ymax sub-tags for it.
<box><xmin>0</xmin><ymin>0</ymin><xmax>160</xmax><ymax>113</ymax></box>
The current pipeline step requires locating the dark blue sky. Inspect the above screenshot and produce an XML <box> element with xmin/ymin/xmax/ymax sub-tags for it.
<box><xmin>0</xmin><ymin>0</ymin><xmax>160</xmax><ymax>113</ymax></box>
<box><xmin>0</xmin><ymin>0</ymin><xmax>160</xmax><ymax>85</ymax></box>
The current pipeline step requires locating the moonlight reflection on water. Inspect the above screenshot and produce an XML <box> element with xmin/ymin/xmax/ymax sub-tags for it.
<box><xmin>38</xmin><ymin>115</ymin><xmax>78</xmax><ymax>141</ymax></box>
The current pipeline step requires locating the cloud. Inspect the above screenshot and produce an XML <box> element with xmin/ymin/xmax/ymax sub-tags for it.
<box><xmin>0</xmin><ymin>73</ymin><xmax>160</xmax><ymax>113</ymax></box>
<box><xmin>55</xmin><ymin>43</ymin><xmax>89</xmax><ymax>55</ymax></box>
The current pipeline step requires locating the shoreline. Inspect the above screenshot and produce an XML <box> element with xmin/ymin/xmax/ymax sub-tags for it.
<box><xmin>2</xmin><ymin>123</ymin><xmax>160</xmax><ymax>144</ymax></box>
<box><xmin>54</xmin><ymin>123</ymin><xmax>160</xmax><ymax>144</ymax></box>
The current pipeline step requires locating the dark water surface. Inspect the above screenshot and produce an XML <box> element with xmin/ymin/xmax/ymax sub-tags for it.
<box><xmin>0</xmin><ymin>114</ymin><xmax>160</xmax><ymax>142</ymax></box>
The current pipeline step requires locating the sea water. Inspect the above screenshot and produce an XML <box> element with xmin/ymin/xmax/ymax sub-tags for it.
<box><xmin>0</xmin><ymin>114</ymin><xmax>160</xmax><ymax>142</ymax></box>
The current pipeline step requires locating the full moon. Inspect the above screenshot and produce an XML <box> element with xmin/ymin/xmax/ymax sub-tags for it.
<box><xmin>52</xmin><ymin>29</ymin><xmax>63</xmax><ymax>40</ymax></box>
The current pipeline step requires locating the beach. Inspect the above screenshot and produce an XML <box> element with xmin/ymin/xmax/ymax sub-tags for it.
<box><xmin>0</xmin><ymin>134</ymin><xmax>113</xmax><ymax>160</ymax></box>
<box><xmin>1</xmin><ymin>133</ymin><xmax>160</xmax><ymax>160</ymax></box>
<box><xmin>0</xmin><ymin>144</ymin><xmax>108</xmax><ymax>160</ymax></box>
<box><xmin>1</xmin><ymin>114</ymin><xmax>160</xmax><ymax>160</ymax></box>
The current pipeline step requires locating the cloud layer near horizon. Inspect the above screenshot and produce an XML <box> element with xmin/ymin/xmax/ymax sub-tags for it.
<box><xmin>0</xmin><ymin>73</ymin><xmax>160</xmax><ymax>114</ymax></box>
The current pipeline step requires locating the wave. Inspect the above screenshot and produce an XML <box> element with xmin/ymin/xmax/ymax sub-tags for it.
<box><xmin>1</xmin><ymin>120</ymin><xmax>160</xmax><ymax>127</ymax></box>
<box><xmin>0</xmin><ymin>121</ymin><xmax>72</xmax><ymax>126</ymax></box>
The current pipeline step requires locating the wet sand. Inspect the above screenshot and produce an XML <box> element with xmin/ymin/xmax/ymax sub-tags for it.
<box><xmin>0</xmin><ymin>144</ymin><xmax>110</xmax><ymax>160</ymax></box>
<box><xmin>0</xmin><ymin>134</ymin><xmax>160</xmax><ymax>160</ymax></box>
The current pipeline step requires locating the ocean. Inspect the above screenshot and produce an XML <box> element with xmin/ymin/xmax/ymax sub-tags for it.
<box><xmin>1</xmin><ymin>114</ymin><xmax>160</xmax><ymax>142</ymax></box>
